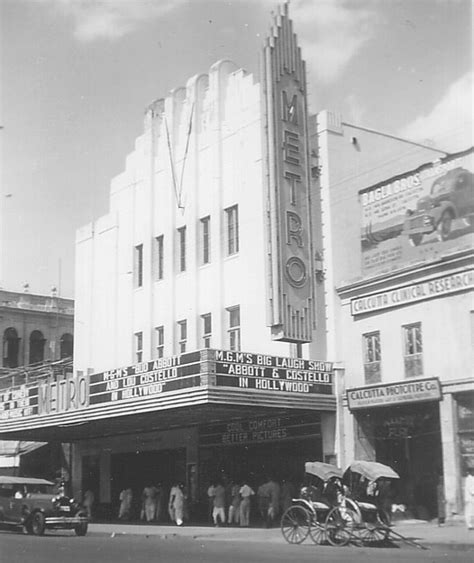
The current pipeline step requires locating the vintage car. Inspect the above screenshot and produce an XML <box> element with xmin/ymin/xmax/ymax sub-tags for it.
<box><xmin>0</xmin><ymin>475</ymin><xmax>88</xmax><ymax>536</ymax></box>
<box><xmin>403</xmin><ymin>167</ymin><xmax>474</xmax><ymax>246</ymax></box>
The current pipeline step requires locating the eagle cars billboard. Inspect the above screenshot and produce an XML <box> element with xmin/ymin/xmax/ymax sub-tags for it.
<box><xmin>360</xmin><ymin>148</ymin><xmax>473</xmax><ymax>275</ymax></box>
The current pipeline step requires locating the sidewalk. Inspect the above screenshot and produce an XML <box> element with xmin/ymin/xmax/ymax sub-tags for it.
<box><xmin>89</xmin><ymin>519</ymin><xmax>474</xmax><ymax>551</ymax></box>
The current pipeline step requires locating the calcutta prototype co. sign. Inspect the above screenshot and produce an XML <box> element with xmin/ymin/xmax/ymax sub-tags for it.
<box><xmin>262</xmin><ymin>3</ymin><xmax>314</xmax><ymax>342</ymax></box>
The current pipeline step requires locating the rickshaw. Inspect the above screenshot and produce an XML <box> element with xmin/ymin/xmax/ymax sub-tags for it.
<box><xmin>324</xmin><ymin>460</ymin><xmax>399</xmax><ymax>546</ymax></box>
<box><xmin>280</xmin><ymin>461</ymin><xmax>343</xmax><ymax>545</ymax></box>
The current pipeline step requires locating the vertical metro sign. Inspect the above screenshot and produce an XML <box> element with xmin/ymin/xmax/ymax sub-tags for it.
<box><xmin>262</xmin><ymin>3</ymin><xmax>314</xmax><ymax>342</ymax></box>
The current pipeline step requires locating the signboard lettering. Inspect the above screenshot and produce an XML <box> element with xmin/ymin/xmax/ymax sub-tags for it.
<box><xmin>360</xmin><ymin>148</ymin><xmax>474</xmax><ymax>275</ymax></box>
<box><xmin>347</xmin><ymin>378</ymin><xmax>441</xmax><ymax>410</ymax></box>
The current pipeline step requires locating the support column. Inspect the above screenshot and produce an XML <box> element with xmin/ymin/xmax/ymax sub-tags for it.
<box><xmin>440</xmin><ymin>393</ymin><xmax>461</xmax><ymax>518</ymax></box>
<box><xmin>71</xmin><ymin>443</ymin><xmax>82</xmax><ymax>501</ymax></box>
<box><xmin>321</xmin><ymin>412</ymin><xmax>336</xmax><ymax>463</ymax></box>
<box><xmin>99</xmin><ymin>449</ymin><xmax>111</xmax><ymax>504</ymax></box>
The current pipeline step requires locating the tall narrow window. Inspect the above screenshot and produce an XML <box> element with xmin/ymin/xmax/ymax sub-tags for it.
<box><xmin>177</xmin><ymin>320</ymin><xmax>187</xmax><ymax>353</ymax></box>
<box><xmin>200</xmin><ymin>216</ymin><xmax>211</xmax><ymax>264</ymax></box>
<box><xmin>227</xmin><ymin>306</ymin><xmax>240</xmax><ymax>351</ymax></box>
<box><xmin>155</xmin><ymin>326</ymin><xmax>164</xmax><ymax>358</ymax></box>
<box><xmin>135</xmin><ymin>332</ymin><xmax>143</xmax><ymax>363</ymax></box>
<box><xmin>177</xmin><ymin>227</ymin><xmax>186</xmax><ymax>272</ymax></box>
<box><xmin>3</xmin><ymin>327</ymin><xmax>20</xmax><ymax>368</ymax></box>
<box><xmin>134</xmin><ymin>244</ymin><xmax>143</xmax><ymax>287</ymax></box>
<box><xmin>225</xmin><ymin>205</ymin><xmax>239</xmax><ymax>256</ymax></box>
<box><xmin>403</xmin><ymin>322</ymin><xmax>423</xmax><ymax>378</ymax></box>
<box><xmin>29</xmin><ymin>330</ymin><xmax>45</xmax><ymax>364</ymax></box>
<box><xmin>154</xmin><ymin>235</ymin><xmax>164</xmax><ymax>280</ymax></box>
<box><xmin>60</xmin><ymin>333</ymin><xmax>74</xmax><ymax>359</ymax></box>
<box><xmin>201</xmin><ymin>313</ymin><xmax>212</xmax><ymax>348</ymax></box>
<box><xmin>363</xmin><ymin>332</ymin><xmax>381</xmax><ymax>384</ymax></box>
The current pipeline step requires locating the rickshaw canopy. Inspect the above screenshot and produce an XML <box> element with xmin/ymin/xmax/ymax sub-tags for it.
<box><xmin>304</xmin><ymin>461</ymin><xmax>343</xmax><ymax>481</ymax></box>
<box><xmin>348</xmin><ymin>460</ymin><xmax>399</xmax><ymax>481</ymax></box>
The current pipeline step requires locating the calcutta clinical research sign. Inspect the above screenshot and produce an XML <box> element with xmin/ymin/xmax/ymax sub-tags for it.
<box><xmin>347</xmin><ymin>378</ymin><xmax>442</xmax><ymax>411</ymax></box>
<box><xmin>262</xmin><ymin>3</ymin><xmax>314</xmax><ymax>343</ymax></box>
<box><xmin>351</xmin><ymin>269</ymin><xmax>474</xmax><ymax>315</ymax></box>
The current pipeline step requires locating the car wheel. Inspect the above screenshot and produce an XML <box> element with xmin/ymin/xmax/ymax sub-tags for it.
<box><xmin>31</xmin><ymin>512</ymin><xmax>46</xmax><ymax>536</ymax></box>
<box><xmin>74</xmin><ymin>522</ymin><xmax>88</xmax><ymax>536</ymax></box>
<box><xmin>437</xmin><ymin>210</ymin><xmax>453</xmax><ymax>241</ymax></box>
<box><xmin>409</xmin><ymin>233</ymin><xmax>423</xmax><ymax>246</ymax></box>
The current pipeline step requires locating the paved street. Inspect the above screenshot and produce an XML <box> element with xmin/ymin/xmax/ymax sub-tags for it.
<box><xmin>1</xmin><ymin>527</ymin><xmax>473</xmax><ymax>563</ymax></box>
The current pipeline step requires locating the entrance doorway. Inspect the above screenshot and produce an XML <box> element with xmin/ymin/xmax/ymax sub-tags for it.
<box><xmin>110</xmin><ymin>449</ymin><xmax>186</xmax><ymax>520</ymax></box>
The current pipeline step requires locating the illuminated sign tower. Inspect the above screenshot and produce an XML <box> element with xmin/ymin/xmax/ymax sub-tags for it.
<box><xmin>262</xmin><ymin>2</ymin><xmax>315</xmax><ymax>343</ymax></box>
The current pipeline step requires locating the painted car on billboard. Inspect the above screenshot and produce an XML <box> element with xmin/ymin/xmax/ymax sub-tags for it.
<box><xmin>360</xmin><ymin>148</ymin><xmax>474</xmax><ymax>275</ymax></box>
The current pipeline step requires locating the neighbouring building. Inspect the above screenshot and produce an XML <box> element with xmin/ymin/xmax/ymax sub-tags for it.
<box><xmin>315</xmin><ymin>110</ymin><xmax>473</xmax><ymax>520</ymax></box>
<box><xmin>0</xmin><ymin>288</ymin><xmax>74</xmax><ymax>476</ymax></box>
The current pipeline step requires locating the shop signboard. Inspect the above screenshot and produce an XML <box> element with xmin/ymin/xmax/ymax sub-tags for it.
<box><xmin>262</xmin><ymin>3</ymin><xmax>314</xmax><ymax>342</ymax></box>
<box><xmin>0</xmin><ymin>349</ymin><xmax>334</xmax><ymax>433</ymax></box>
<box><xmin>351</xmin><ymin>269</ymin><xmax>473</xmax><ymax>316</ymax></box>
<box><xmin>200</xmin><ymin>412</ymin><xmax>320</xmax><ymax>447</ymax></box>
<box><xmin>347</xmin><ymin>377</ymin><xmax>441</xmax><ymax>411</ymax></box>
<box><xmin>360</xmin><ymin>148</ymin><xmax>474</xmax><ymax>276</ymax></box>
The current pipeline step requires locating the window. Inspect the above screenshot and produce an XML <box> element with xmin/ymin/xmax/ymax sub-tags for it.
<box><xmin>363</xmin><ymin>332</ymin><xmax>381</xmax><ymax>384</ymax></box>
<box><xmin>200</xmin><ymin>216</ymin><xmax>211</xmax><ymax>264</ymax></box>
<box><xmin>135</xmin><ymin>332</ymin><xmax>143</xmax><ymax>363</ymax></box>
<box><xmin>60</xmin><ymin>333</ymin><xmax>74</xmax><ymax>359</ymax></box>
<box><xmin>134</xmin><ymin>244</ymin><xmax>143</xmax><ymax>287</ymax></box>
<box><xmin>177</xmin><ymin>320</ymin><xmax>187</xmax><ymax>353</ymax></box>
<box><xmin>201</xmin><ymin>313</ymin><xmax>212</xmax><ymax>348</ymax></box>
<box><xmin>154</xmin><ymin>235</ymin><xmax>164</xmax><ymax>280</ymax></box>
<box><xmin>155</xmin><ymin>326</ymin><xmax>164</xmax><ymax>358</ymax></box>
<box><xmin>3</xmin><ymin>327</ymin><xmax>20</xmax><ymax>368</ymax></box>
<box><xmin>403</xmin><ymin>322</ymin><xmax>423</xmax><ymax>378</ymax></box>
<box><xmin>227</xmin><ymin>306</ymin><xmax>241</xmax><ymax>351</ymax></box>
<box><xmin>29</xmin><ymin>330</ymin><xmax>45</xmax><ymax>364</ymax></box>
<box><xmin>225</xmin><ymin>205</ymin><xmax>239</xmax><ymax>256</ymax></box>
<box><xmin>177</xmin><ymin>227</ymin><xmax>186</xmax><ymax>272</ymax></box>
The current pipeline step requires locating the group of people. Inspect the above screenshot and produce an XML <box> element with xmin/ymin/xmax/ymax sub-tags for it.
<box><xmin>207</xmin><ymin>476</ymin><xmax>297</xmax><ymax>528</ymax></box>
<box><xmin>117</xmin><ymin>483</ymin><xmax>187</xmax><ymax>525</ymax></box>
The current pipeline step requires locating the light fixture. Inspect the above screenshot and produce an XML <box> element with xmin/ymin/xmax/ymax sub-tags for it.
<box><xmin>314</xmin><ymin>251</ymin><xmax>325</xmax><ymax>282</ymax></box>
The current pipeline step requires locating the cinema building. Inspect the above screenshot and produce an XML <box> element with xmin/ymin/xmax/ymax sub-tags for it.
<box><xmin>0</xmin><ymin>7</ymin><xmax>338</xmax><ymax>519</ymax></box>
<box><xmin>315</xmin><ymin>111</ymin><xmax>473</xmax><ymax>520</ymax></box>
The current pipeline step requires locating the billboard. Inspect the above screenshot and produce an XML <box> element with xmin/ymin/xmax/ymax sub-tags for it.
<box><xmin>360</xmin><ymin>148</ymin><xmax>474</xmax><ymax>275</ymax></box>
<box><xmin>262</xmin><ymin>3</ymin><xmax>314</xmax><ymax>342</ymax></box>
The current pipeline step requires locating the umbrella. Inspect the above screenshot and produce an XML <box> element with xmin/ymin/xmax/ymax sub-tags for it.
<box><xmin>304</xmin><ymin>461</ymin><xmax>343</xmax><ymax>481</ymax></box>
<box><xmin>348</xmin><ymin>460</ymin><xmax>399</xmax><ymax>481</ymax></box>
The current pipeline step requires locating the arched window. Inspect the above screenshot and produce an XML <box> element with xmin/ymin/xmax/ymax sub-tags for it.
<box><xmin>60</xmin><ymin>333</ymin><xmax>73</xmax><ymax>359</ymax></box>
<box><xmin>3</xmin><ymin>327</ymin><xmax>20</xmax><ymax>368</ymax></box>
<box><xmin>29</xmin><ymin>330</ymin><xmax>45</xmax><ymax>365</ymax></box>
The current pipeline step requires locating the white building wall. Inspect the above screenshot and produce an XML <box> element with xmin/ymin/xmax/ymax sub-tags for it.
<box><xmin>75</xmin><ymin>61</ymin><xmax>296</xmax><ymax>375</ymax></box>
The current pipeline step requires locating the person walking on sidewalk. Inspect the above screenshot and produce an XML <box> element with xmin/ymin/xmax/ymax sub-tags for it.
<box><xmin>465</xmin><ymin>469</ymin><xmax>474</xmax><ymax>530</ymax></box>
<box><xmin>211</xmin><ymin>481</ymin><xmax>226</xmax><ymax>526</ymax></box>
<box><xmin>169</xmin><ymin>482</ymin><xmax>185</xmax><ymax>526</ymax></box>
<box><xmin>227</xmin><ymin>481</ymin><xmax>241</xmax><ymax>525</ymax></box>
<box><xmin>239</xmin><ymin>479</ymin><xmax>255</xmax><ymax>527</ymax></box>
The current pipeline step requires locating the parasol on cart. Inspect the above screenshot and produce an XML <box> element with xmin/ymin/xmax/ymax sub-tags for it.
<box><xmin>347</xmin><ymin>460</ymin><xmax>400</xmax><ymax>481</ymax></box>
<box><xmin>305</xmin><ymin>461</ymin><xmax>343</xmax><ymax>482</ymax></box>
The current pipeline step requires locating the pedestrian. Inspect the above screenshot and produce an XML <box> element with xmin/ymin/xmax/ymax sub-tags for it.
<box><xmin>266</xmin><ymin>477</ymin><xmax>280</xmax><ymax>527</ymax></box>
<box><xmin>211</xmin><ymin>480</ymin><xmax>226</xmax><ymax>526</ymax></box>
<box><xmin>227</xmin><ymin>481</ymin><xmax>241</xmax><ymax>525</ymax></box>
<box><xmin>142</xmin><ymin>484</ymin><xmax>158</xmax><ymax>522</ymax></box>
<box><xmin>257</xmin><ymin>479</ymin><xmax>270</xmax><ymax>527</ymax></box>
<box><xmin>169</xmin><ymin>482</ymin><xmax>185</xmax><ymax>526</ymax></box>
<box><xmin>280</xmin><ymin>479</ymin><xmax>296</xmax><ymax>513</ymax></box>
<box><xmin>465</xmin><ymin>469</ymin><xmax>474</xmax><ymax>530</ymax></box>
<box><xmin>239</xmin><ymin>479</ymin><xmax>255</xmax><ymax>527</ymax></box>
<box><xmin>118</xmin><ymin>487</ymin><xmax>133</xmax><ymax>520</ymax></box>
<box><xmin>83</xmin><ymin>489</ymin><xmax>94</xmax><ymax>520</ymax></box>
<box><xmin>207</xmin><ymin>480</ymin><xmax>217</xmax><ymax>524</ymax></box>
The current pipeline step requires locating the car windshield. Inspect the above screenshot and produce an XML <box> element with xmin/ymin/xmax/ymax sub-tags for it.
<box><xmin>430</xmin><ymin>177</ymin><xmax>451</xmax><ymax>195</ymax></box>
<box><xmin>25</xmin><ymin>484</ymin><xmax>56</xmax><ymax>495</ymax></box>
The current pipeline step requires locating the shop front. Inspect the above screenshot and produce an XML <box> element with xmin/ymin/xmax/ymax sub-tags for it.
<box><xmin>347</xmin><ymin>377</ymin><xmax>443</xmax><ymax>520</ymax></box>
<box><xmin>0</xmin><ymin>349</ymin><xmax>336</xmax><ymax>522</ymax></box>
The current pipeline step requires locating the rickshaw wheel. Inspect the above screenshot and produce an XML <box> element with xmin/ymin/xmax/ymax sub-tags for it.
<box><xmin>280</xmin><ymin>505</ymin><xmax>311</xmax><ymax>544</ymax></box>
<box><xmin>359</xmin><ymin>524</ymin><xmax>389</xmax><ymax>545</ymax></box>
<box><xmin>325</xmin><ymin>506</ymin><xmax>357</xmax><ymax>547</ymax></box>
<box><xmin>309</xmin><ymin>521</ymin><xmax>326</xmax><ymax>544</ymax></box>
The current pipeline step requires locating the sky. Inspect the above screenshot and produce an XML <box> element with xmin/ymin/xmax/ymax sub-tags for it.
<box><xmin>0</xmin><ymin>0</ymin><xmax>472</xmax><ymax>298</ymax></box>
